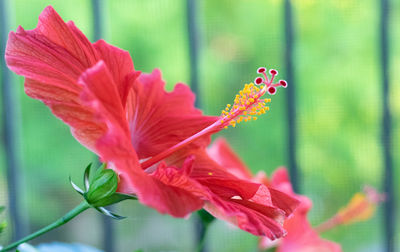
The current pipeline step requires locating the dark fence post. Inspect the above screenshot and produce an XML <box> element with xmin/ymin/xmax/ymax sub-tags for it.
<box><xmin>90</xmin><ymin>1</ymin><xmax>114</xmax><ymax>251</ymax></box>
<box><xmin>0</xmin><ymin>0</ymin><xmax>27</xmax><ymax>241</ymax></box>
<box><xmin>379</xmin><ymin>0</ymin><xmax>395</xmax><ymax>251</ymax></box>
<box><xmin>187</xmin><ymin>0</ymin><xmax>200</xmax><ymax>108</ymax></box>
<box><xmin>186</xmin><ymin>0</ymin><xmax>207</xmax><ymax>251</ymax></box>
<box><xmin>283</xmin><ymin>0</ymin><xmax>299</xmax><ymax>192</ymax></box>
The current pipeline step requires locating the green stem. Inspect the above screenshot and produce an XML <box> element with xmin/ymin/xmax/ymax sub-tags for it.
<box><xmin>1</xmin><ymin>201</ymin><xmax>90</xmax><ymax>252</ymax></box>
<box><xmin>196</xmin><ymin>224</ymin><xmax>209</xmax><ymax>252</ymax></box>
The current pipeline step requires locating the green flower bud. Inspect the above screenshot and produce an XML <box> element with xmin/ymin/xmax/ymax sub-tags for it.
<box><xmin>84</xmin><ymin>168</ymin><xmax>119</xmax><ymax>207</ymax></box>
<box><xmin>70</xmin><ymin>163</ymin><xmax>137</xmax><ymax>219</ymax></box>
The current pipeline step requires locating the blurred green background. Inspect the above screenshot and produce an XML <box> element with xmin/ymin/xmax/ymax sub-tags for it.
<box><xmin>0</xmin><ymin>0</ymin><xmax>399</xmax><ymax>251</ymax></box>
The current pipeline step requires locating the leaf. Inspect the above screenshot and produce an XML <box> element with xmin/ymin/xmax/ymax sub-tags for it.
<box><xmin>0</xmin><ymin>221</ymin><xmax>7</xmax><ymax>234</ymax></box>
<box><xmin>0</xmin><ymin>206</ymin><xmax>6</xmax><ymax>234</ymax></box>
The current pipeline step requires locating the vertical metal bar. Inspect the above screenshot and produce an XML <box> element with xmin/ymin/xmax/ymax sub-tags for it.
<box><xmin>91</xmin><ymin>1</ymin><xmax>114</xmax><ymax>251</ymax></box>
<box><xmin>186</xmin><ymin>0</ymin><xmax>200</xmax><ymax>107</ymax></box>
<box><xmin>379</xmin><ymin>0</ymin><xmax>395</xmax><ymax>251</ymax></box>
<box><xmin>0</xmin><ymin>0</ymin><xmax>27</xmax><ymax>241</ymax></box>
<box><xmin>283</xmin><ymin>0</ymin><xmax>299</xmax><ymax>192</ymax></box>
<box><xmin>92</xmin><ymin>0</ymin><xmax>104</xmax><ymax>41</ymax></box>
<box><xmin>186</xmin><ymin>0</ymin><xmax>207</xmax><ymax>251</ymax></box>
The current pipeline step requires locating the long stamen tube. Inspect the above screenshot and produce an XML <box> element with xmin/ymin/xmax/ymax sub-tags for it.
<box><xmin>141</xmin><ymin>67</ymin><xmax>287</xmax><ymax>170</ymax></box>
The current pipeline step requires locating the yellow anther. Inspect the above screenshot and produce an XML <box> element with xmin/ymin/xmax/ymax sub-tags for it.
<box><xmin>208</xmin><ymin>172</ymin><xmax>213</xmax><ymax>175</ymax></box>
<box><xmin>221</xmin><ymin>78</ymin><xmax>276</xmax><ymax>126</ymax></box>
<box><xmin>224</xmin><ymin>126</ymin><xmax>228</xmax><ymax>129</ymax></box>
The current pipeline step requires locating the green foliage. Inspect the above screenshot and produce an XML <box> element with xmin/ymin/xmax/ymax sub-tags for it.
<box><xmin>0</xmin><ymin>206</ymin><xmax>6</xmax><ymax>234</ymax></box>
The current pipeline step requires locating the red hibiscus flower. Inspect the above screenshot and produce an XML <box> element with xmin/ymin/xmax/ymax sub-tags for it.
<box><xmin>6</xmin><ymin>5</ymin><xmax>294</xmax><ymax>239</ymax></box>
<box><xmin>264</xmin><ymin>169</ymin><xmax>341</xmax><ymax>252</ymax></box>
<box><xmin>207</xmin><ymin>138</ymin><xmax>339</xmax><ymax>250</ymax></box>
<box><xmin>208</xmin><ymin>138</ymin><xmax>383</xmax><ymax>251</ymax></box>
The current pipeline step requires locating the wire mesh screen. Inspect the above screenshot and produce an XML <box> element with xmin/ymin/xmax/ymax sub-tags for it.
<box><xmin>0</xmin><ymin>0</ymin><xmax>399</xmax><ymax>251</ymax></box>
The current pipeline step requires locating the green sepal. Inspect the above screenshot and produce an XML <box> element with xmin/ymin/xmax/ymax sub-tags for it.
<box><xmin>69</xmin><ymin>162</ymin><xmax>137</xmax><ymax>219</ymax></box>
<box><xmin>95</xmin><ymin>207</ymin><xmax>126</xmax><ymax>220</ymax></box>
<box><xmin>69</xmin><ymin>177</ymin><xmax>84</xmax><ymax>195</ymax></box>
<box><xmin>84</xmin><ymin>168</ymin><xmax>118</xmax><ymax>206</ymax></box>
<box><xmin>83</xmin><ymin>163</ymin><xmax>92</xmax><ymax>192</ymax></box>
<box><xmin>89</xmin><ymin>192</ymin><xmax>137</xmax><ymax>208</ymax></box>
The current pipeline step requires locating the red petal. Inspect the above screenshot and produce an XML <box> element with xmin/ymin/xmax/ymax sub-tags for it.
<box><xmin>5</xmin><ymin>6</ymin><xmax>140</xmax><ymax>152</ymax></box>
<box><xmin>207</xmin><ymin>138</ymin><xmax>254</xmax><ymax>179</ymax></box>
<box><xmin>171</xmin><ymin>149</ymin><xmax>291</xmax><ymax>239</ymax></box>
<box><xmin>277</xmin><ymin>197</ymin><xmax>342</xmax><ymax>252</ymax></box>
<box><xmin>126</xmin><ymin>69</ymin><xmax>217</xmax><ymax>159</ymax></box>
<box><xmin>93</xmin><ymin>40</ymin><xmax>139</xmax><ymax>105</ymax></box>
<box><xmin>173</xmin><ymin>149</ymin><xmax>261</xmax><ymax>200</ymax></box>
<box><xmin>36</xmin><ymin>6</ymin><xmax>98</xmax><ymax>66</ymax></box>
<box><xmin>204</xmin><ymin>198</ymin><xmax>286</xmax><ymax>239</ymax></box>
<box><xmin>79</xmin><ymin>61</ymin><xmax>129</xmax><ymax>136</ymax></box>
<box><xmin>79</xmin><ymin>63</ymin><xmax>206</xmax><ymax>217</ymax></box>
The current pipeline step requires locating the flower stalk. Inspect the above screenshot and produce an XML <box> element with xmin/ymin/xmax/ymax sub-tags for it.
<box><xmin>0</xmin><ymin>201</ymin><xmax>90</xmax><ymax>252</ymax></box>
